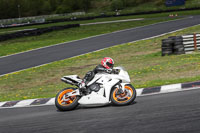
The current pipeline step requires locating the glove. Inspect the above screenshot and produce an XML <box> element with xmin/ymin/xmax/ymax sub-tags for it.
<box><xmin>79</xmin><ymin>81</ymin><xmax>86</xmax><ymax>88</ymax></box>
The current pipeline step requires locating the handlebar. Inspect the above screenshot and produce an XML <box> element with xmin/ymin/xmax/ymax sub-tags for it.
<box><xmin>111</xmin><ymin>69</ymin><xmax>120</xmax><ymax>74</ymax></box>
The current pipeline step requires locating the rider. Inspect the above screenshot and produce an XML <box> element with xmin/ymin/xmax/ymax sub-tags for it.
<box><xmin>79</xmin><ymin>57</ymin><xmax>114</xmax><ymax>89</ymax></box>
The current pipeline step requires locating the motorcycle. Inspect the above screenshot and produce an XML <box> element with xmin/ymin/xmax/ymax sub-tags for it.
<box><xmin>55</xmin><ymin>66</ymin><xmax>136</xmax><ymax>111</ymax></box>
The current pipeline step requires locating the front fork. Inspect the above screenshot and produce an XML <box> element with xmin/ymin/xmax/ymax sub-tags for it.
<box><xmin>65</xmin><ymin>89</ymin><xmax>81</xmax><ymax>97</ymax></box>
<box><xmin>116</xmin><ymin>83</ymin><xmax>127</xmax><ymax>94</ymax></box>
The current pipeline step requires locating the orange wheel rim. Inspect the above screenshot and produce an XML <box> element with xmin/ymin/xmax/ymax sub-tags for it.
<box><xmin>57</xmin><ymin>89</ymin><xmax>76</xmax><ymax>106</ymax></box>
<box><xmin>113</xmin><ymin>86</ymin><xmax>134</xmax><ymax>103</ymax></box>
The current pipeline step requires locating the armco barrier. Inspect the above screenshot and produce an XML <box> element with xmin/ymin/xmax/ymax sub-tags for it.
<box><xmin>1</xmin><ymin>7</ymin><xmax>200</xmax><ymax>30</ymax></box>
<box><xmin>182</xmin><ymin>34</ymin><xmax>200</xmax><ymax>53</ymax></box>
<box><xmin>0</xmin><ymin>24</ymin><xmax>80</xmax><ymax>42</ymax></box>
<box><xmin>161</xmin><ymin>34</ymin><xmax>200</xmax><ymax>56</ymax></box>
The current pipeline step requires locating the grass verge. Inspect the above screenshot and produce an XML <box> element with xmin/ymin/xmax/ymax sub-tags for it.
<box><xmin>0</xmin><ymin>24</ymin><xmax>200</xmax><ymax>102</ymax></box>
<box><xmin>1</xmin><ymin>8</ymin><xmax>199</xmax><ymax>34</ymax></box>
<box><xmin>0</xmin><ymin>17</ymin><xmax>178</xmax><ymax>57</ymax></box>
<box><xmin>0</xmin><ymin>13</ymin><xmax>170</xmax><ymax>33</ymax></box>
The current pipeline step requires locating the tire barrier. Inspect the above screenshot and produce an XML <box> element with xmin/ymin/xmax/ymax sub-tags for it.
<box><xmin>0</xmin><ymin>24</ymin><xmax>80</xmax><ymax>42</ymax></box>
<box><xmin>162</xmin><ymin>34</ymin><xmax>200</xmax><ymax>56</ymax></box>
<box><xmin>161</xmin><ymin>36</ymin><xmax>185</xmax><ymax>56</ymax></box>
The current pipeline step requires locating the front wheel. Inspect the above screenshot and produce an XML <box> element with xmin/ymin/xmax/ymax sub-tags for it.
<box><xmin>55</xmin><ymin>88</ymin><xmax>80</xmax><ymax>111</ymax></box>
<box><xmin>111</xmin><ymin>84</ymin><xmax>136</xmax><ymax>106</ymax></box>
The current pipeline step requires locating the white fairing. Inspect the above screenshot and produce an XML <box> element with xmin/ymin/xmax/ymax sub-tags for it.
<box><xmin>79</xmin><ymin>66</ymin><xmax>130</xmax><ymax>106</ymax></box>
<box><xmin>63</xmin><ymin>67</ymin><xmax>131</xmax><ymax>106</ymax></box>
<box><xmin>62</xmin><ymin>75</ymin><xmax>82</xmax><ymax>83</ymax></box>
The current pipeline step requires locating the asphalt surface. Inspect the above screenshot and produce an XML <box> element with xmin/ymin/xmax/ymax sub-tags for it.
<box><xmin>0</xmin><ymin>89</ymin><xmax>200</xmax><ymax>133</ymax></box>
<box><xmin>1</xmin><ymin>16</ymin><xmax>200</xmax><ymax>75</ymax></box>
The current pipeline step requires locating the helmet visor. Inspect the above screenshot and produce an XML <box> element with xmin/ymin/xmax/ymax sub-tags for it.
<box><xmin>106</xmin><ymin>62</ymin><xmax>114</xmax><ymax>68</ymax></box>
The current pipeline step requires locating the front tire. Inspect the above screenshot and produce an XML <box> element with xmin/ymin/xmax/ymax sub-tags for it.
<box><xmin>111</xmin><ymin>84</ymin><xmax>136</xmax><ymax>106</ymax></box>
<box><xmin>55</xmin><ymin>88</ymin><xmax>80</xmax><ymax>111</ymax></box>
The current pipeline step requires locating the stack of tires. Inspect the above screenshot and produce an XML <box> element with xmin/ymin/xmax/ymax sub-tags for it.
<box><xmin>0</xmin><ymin>24</ymin><xmax>80</xmax><ymax>42</ymax></box>
<box><xmin>162</xmin><ymin>36</ymin><xmax>185</xmax><ymax>56</ymax></box>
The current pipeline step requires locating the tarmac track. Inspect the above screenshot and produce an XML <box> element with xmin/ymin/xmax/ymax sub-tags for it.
<box><xmin>0</xmin><ymin>89</ymin><xmax>200</xmax><ymax>133</ymax></box>
<box><xmin>0</xmin><ymin>15</ymin><xmax>200</xmax><ymax>75</ymax></box>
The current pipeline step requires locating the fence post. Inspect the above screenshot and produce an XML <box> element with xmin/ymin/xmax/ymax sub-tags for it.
<box><xmin>193</xmin><ymin>33</ymin><xmax>197</xmax><ymax>51</ymax></box>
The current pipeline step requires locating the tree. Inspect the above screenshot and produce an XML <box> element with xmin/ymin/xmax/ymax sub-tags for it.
<box><xmin>111</xmin><ymin>0</ymin><xmax>124</xmax><ymax>11</ymax></box>
<box><xmin>42</xmin><ymin>1</ymin><xmax>52</xmax><ymax>14</ymax></box>
<box><xmin>79</xmin><ymin>0</ymin><xmax>91</xmax><ymax>12</ymax></box>
<box><xmin>56</xmin><ymin>0</ymin><xmax>74</xmax><ymax>13</ymax></box>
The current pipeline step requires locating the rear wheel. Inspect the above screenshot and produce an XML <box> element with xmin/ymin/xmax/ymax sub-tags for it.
<box><xmin>111</xmin><ymin>84</ymin><xmax>136</xmax><ymax>106</ymax></box>
<box><xmin>55</xmin><ymin>88</ymin><xmax>80</xmax><ymax>111</ymax></box>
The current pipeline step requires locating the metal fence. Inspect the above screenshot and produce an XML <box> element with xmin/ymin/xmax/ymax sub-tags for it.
<box><xmin>182</xmin><ymin>34</ymin><xmax>200</xmax><ymax>53</ymax></box>
<box><xmin>0</xmin><ymin>12</ymin><xmax>85</xmax><ymax>26</ymax></box>
<box><xmin>161</xmin><ymin>34</ymin><xmax>200</xmax><ymax>56</ymax></box>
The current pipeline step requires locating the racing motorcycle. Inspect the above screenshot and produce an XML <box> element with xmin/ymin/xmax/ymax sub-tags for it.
<box><xmin>55</xmin><ymin>66</ymin><xmax>136</xmax><ymax>111</ymax></box>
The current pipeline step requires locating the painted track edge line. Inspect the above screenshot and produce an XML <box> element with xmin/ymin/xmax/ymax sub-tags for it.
<box><xmin>0</xmin><ymin>81</ymin><xmax>200</xmax><ymax>109</ymax></box>
<box><xmin>0</xmin><ymin>19</ymin><xmax>199</xmax><ymax>77</ymax></box>
<box><xmin>0</xmin><ymin>16</ymin><xmax>190</xmax><ymax>59</ymax></box>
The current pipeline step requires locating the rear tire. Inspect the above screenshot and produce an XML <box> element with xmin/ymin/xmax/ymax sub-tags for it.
<box><xmin>55</xmin><ymin>88</ymin><xmax>80</xmax><ymax>111</ymax></box>
<box><xmin>111</xmin><ymin>84</ymin><xmax>136</xmax><ymax>106</ymax></box>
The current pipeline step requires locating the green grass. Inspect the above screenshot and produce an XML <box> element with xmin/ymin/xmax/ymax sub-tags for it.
<box><xmin>0</xmin><ymin>24</ymin><xmax>200</xmax><ymax>102</ymax></box>
<box><xmin>0</xmin><ymin>12</ymin><xmax>178</xmax><ymax>33</ymax></box>
<box><xmin>1</xmin><ymin>8</ymin><xmax>200</xmax><ymax>35</ymax></box>
<box><xmin>0</xmin><ymin>17</ymin><xmax>178</xmax><ymax>57</ymax></box>
<box><xmin>44</xmin><ymin>0</ymin><xmax>200</xmax><ymax>20</ymax></box>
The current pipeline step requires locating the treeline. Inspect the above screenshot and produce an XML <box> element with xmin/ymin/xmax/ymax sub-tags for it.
<box><xmin>0</xmin><ymin>0</ymin><xmax>165</xmax><ymax>19</ymax></box>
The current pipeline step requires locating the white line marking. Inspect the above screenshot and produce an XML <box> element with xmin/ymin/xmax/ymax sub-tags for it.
<box><xmin>136</xmin><ymin>88</ymin><xmax>144</xmax><ymax>96</ymax></box>
<box><xmin>13</xmin><ymin>99</ymin><xmax>36</xmax><ymax>107</ymax></box>
<box><xmin>139</xmin><ymin>87</ymin><xmax>200</xmax><ymax>97</ymax></box>
<box><xmin>0</xmin><ymin>87</ymin><xmax>200</xmax><ymax>109</ymax></box>
<box><xmin>0</xmin><ymin>16</ymin><xmax>190</xmax><ymax>59</ymax></box>
<box><xmin>81</xmin><ymin>18</ymin><xmax>144</xmax><ymax>26</ymax></box>
<box><xmin>0</xmin><ymin>102</ymin><xmax>6</xmax><ymax>106</ymax></box>
<box><xmin>161</xmin><ymin>83</ymin><xmax>182</xmax><ymax>93</ymax></box>
<box><xmin>45</xmin><ymin>98</ymin><xmax>55</xmax><ymax>105</ymax></box>
<box><xmin>0</xmin><ymin>16</ymin><xmax>198</xmax><ymax>77</ymax></box>
<box><xmin>0</xmin><ymin>103</ymin><xmax>54</xmax><ymax>109</ymax></box>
